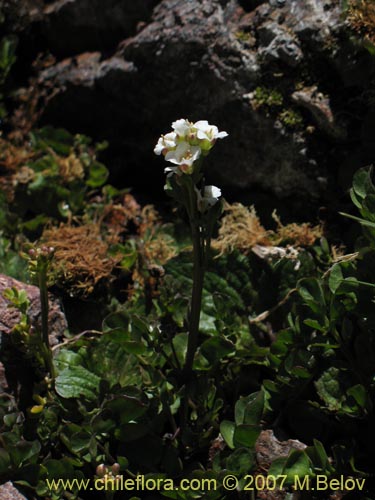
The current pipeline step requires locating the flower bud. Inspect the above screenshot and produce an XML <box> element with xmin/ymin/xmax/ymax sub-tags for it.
<box><xmin>111</xmin><ymin>463</ymin><xmax>121</xmax><ymax>475</ymax></box>
<box><xmin>96</xmin><ymin>464</ymin><xmax>107</xmax><ymax>477</ymax></box>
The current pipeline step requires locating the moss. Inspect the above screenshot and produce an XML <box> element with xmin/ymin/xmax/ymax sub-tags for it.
<box><xmin>235</xmin><ymin>30</ymin><xmax>252</xmax><ymax>43</ymax></box>
<box><xmin>213</xmin><ymin>203</ymin><xmax>322</xmax><ymax>256</ymax></box>
<box><xmin>251</xmin><ymin>86</ymin><xmax>284</xmax><ymax>110</ymax></box>
<box><xmin>278</xmin><ymin>108</ymin><xmax>304</xmax><ymax>129</ymax></box>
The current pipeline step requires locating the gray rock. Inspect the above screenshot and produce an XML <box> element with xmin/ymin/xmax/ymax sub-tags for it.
<box><xmin>0</xmin><ymin>482</ymin><xmax>28</xmax><ymax>500</ymax></box>
<box><xmin>258</xmin><ymin>21</ymin><xmax>303</xmax><ymax>67</ymax></box>
<box><xmin>8</xmin><ymin>0</ymin><xmax>375</xmax><ymax>215</ymax></box>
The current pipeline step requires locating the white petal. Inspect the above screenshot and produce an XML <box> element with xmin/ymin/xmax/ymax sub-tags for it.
<box><xmin>194</xmin><ymin>120</ymin><xmax>209</xmax><ymax>131</ymax></box>
<box><xmin>172</xmin><ymin>119</ymin><xmax>191</xmax><ymax>137</ymax></box>
<box><xmin>205</xmin><ymin>185</ymin><xmax>221</xmax><ymax>198</ymax></box>
<box><xmin>164</xmin><ymin>132</ymin><xmax>177</xmax><ymax>146</ymax></box>
<box><xmin>215</xmin><ymin>131</ymin><xmax>228</xmax><ymax>139</ymax></box>
<box><xmin>154</xmin><ymin>140</ymin><xmax>164</xmax><ymax>155</ymax></box>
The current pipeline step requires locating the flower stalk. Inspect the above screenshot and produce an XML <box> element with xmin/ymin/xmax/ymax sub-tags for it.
<box><xmin>154</xmin><ymin>119</ymin><xmax>227</xmax><ymax>375</ymax></box>
<box><xmin>28</xmin><ymin>246</ymin><xmax>56</xmax><ymax>380</ymax></box>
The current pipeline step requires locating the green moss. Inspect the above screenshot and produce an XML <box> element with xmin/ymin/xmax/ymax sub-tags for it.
<box><xmin>278</xmin><ymin>108</ymin><xmax>304</xmax><ymax>128</ymax></box>
<box><xmin>252</xmin><ymin>86</ymin><xmax>283</xmax><ymax>109</ymax></box>
<box><xmin>235</xmin><ymin>30</ymin><xmax>252</xmax><ymax>43</ymax></box>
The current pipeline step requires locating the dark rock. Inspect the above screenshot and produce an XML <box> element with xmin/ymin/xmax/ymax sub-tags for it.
<box><xmin>23</xmin><ymin>0</ymin><xmax>161</xmax><ymax>57</ymax></box>
<box><xmin>8</xmin><ymin>0</ymin><xmax>375</xmax><ymax>217</ymax></box>
<box><xmin>291</xmin><ymin>85</ymin><xmax>346</xmax><ymax>138</ymax></box>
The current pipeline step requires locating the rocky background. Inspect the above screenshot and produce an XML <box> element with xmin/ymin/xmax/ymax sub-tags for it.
<box><xmin>3</xmin><ymin>0</ymin><xmax>375</xmax><ymax>221</ymax></box>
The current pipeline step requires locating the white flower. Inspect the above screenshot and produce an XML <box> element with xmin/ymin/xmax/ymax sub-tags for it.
<box><xmin>154</xmin><ymin>118</ymin><xmax>228</xmax><ymax>174</ymax></box>
<box><xmin>194</xmin><ymin>120</ymin><xmax>228</xmax><ymax>142</ymax></box>
<box><xmin>196</xmin><ymin>185</ymin><xmax>222</xmax><ymax>212</ymax></box>
<box><xmin>154</xmin><ymin>132</ymin><xmax>177</xmax><ymax>155</ymax></box>
<box><xmin>172</xmin><ymin>119</ymin><xmax>192</xmax><ymax>137</ymax></box>
<box><xmin>165</xmin><ymin>141</ymin><xmax>201</xmax><ymax>174</ymax></box>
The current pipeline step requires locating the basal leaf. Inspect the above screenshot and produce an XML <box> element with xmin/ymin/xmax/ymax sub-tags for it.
<box><xmin>55</xmin><ymin>366</ymin><xmax>101</xmax><ymax>400</ymax></box>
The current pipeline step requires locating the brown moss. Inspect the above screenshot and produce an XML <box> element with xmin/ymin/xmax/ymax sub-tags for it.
<box><xmin>213</xmin><ymin>203</ymin><xmax>322</xmax><ymax>256</ymax></box>
<box><xmin>271</xmin><ymin>211</ymin><xmax>322</xmax><ymax>246</ymax></box>
<box><xmin>0</xmin><ymin>137</ymin><xmax>35</xmax><ymax>201</ymax></box>
<box><xmin>347</xmin><ymin>0</ymin><xmax>375</xmax><ymax>46</ymax></box>
<box><xmin>41</xmin><ymin>223</ymin><xmax>119</xmax><ymax>297</ymax></box>
<box><xmin>213</xmin><ymin>203</ymin><xmax>271</xmax><ymax>255</ymax></box>
<box><xmin>101</xmin><ymin>194</ymin><xmax>142</xmax><ymax>243</ymax></box>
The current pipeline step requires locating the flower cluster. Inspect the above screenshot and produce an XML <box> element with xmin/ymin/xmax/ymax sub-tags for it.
<box><xmin>154</xmin><ymin>119</ymin><xmax>228</xmax><ymax>175</ymax></box>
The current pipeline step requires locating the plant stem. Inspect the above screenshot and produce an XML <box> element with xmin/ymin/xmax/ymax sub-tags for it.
<box><xmin>38</xmin><ymin>266</ymin><xmax>56</xmax><ymax>380</ymax></box>
<box><xmin>184</xmin><ymin>220</ymin><xmax>204</xmax><ymax>374</ymax></box>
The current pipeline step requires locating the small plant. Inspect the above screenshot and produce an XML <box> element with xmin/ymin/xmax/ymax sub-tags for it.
<box><xmin>250</xmin><ymin>86</ymin><xmax>284</xmax><ymax>110</ymax></box>
<box><xmin>26</xmin><ymin>245</ymin><xmax>56</xmax><ymax>380</ymax></box>
<box><xmin>154</xmin><ymin>118</ymin><xmax>228</xmax><ymax>374</ymax></box>
<box><xmin>278</xmin><ymin>108</ymin><xmax>304</xmax><ymax>128</ymax></box>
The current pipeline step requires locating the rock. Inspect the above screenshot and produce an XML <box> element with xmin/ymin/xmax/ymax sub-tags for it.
<box><xmin>291</xmin><ymin>86</ymin><xmax>345</xmax><ymax>139</ymax></box>
<box><xmin>11</xmin><ymin>0</ymin><xmax>160</xmax><ymax>57</ymax></box>
<box><xmin>255</xmin><ymin>429</ymin><xmax>307</xmax><ymax>467</ymax></box>
<box><xmin>258</xmin><ymin>21</ymin><xmax>303</xmax><ymax>67</ymax></box>
<box><xmin>8</xmin><ymin>0</ymin><xmax>375</xmax><ymax>217</ymax></box>
<box><xmin>0</xmin><ymin>274</ymin><xmax>67</xmax><ymax>402</ymax></box>
<box><xmin>0</xmin><ymin>274</ymin><xmax>67</xmax><ymax>346</ymax></box>
<box><xmin>0</xmin><ymin>482</ymin><xmax>28</xmax><ymax>500</ymax></box>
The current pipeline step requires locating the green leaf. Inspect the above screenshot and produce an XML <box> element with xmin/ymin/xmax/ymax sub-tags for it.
<box><xmin>363</xmin><ymin>195</ymin><xmax>375</xmax><ymax>222</ymax></box>
<box><xmin>86</xmin><ymin>161</ymin><xmax>108</xmax><ymax>187</ymax></box>
<box><xmin>298</xmin><ymin>278</ymin><xmax>326</xmax><ymax>314</ymax></box>
<box><xmin>9</xmin><ymin>440</ymin><xmax>41</xmax><ymax>468</ymax></box>
<box><xmin>220</xmin><ymin>420</ymin><xmax>235</xmax><ymax>449</ymax></box>
<box><xmin>105</xmin><ymin>389</ymin><xmax>149</xmax><ymax>424</ymax></box>
<box><xmin>352</xmin><ymin>168</ymin><xmax>372</xmax><ymax>199</ymax></box>
<box><xmin>233</xmin><ymin>424</ymin><xmax>261</xmax><ymax>448</ymax></box>
<box><xmin>102</xmin><ymin>311</ymin><xmax>129</xmax><ymax>332</ymax></box>
<box><xmin>30</xmin><ymin>127</ymin><xmax>73</xmax><ymax>155</ymax></box>
<box><xmin>315</xmin><ymin>367</ymin><xmax>343</xmax><ymax>411</ymax></box>
<box><xmin>283</xmin><ymin>449</ymin><xmax>312</xmax><ymax>481</ymax></box>
<box><xmin>173</xmin><ymin>333</ymin><xmax>188</xmax><ymax>367</ymax></box>
<box><xmin>235</xmin><ymin>390</ymin><xmax>265</xmax><ymax>426</ymax></box>
<box><xmin>268</xmin><ymin>457</ymin><xmax>288</xmax><ymax>478</ymax></box>
<box><xmin>328</xmin><ymin>264</ymin><xmax>344</xmax><ymax>294</ymax></box>
<box><xmin>0</xmin><ymin>449</ymin><xmax>11</xmax><ymax>474</ymax></box>
<box><xmin>339</xmin><ymin>212</ymin><xmax>375</xmax><ymax>230</ymax></box>
<box><xmin>347</xmin><ymin>384</ymin><xmax>367</xmax><ymax>409</ymax></box>
<box><xmin>200</xmin><ymin>337</ymin><xmax>234</xmax><ymax>364</ymax></box>
<box><xmin>55</xmin><ymin>366</ymin><xmax>101</xmax><ymax>400</ymax></box>
<box><xmin>115</xmin><ymin>423</ymin><xmax>149</xmax><ymax>442</ymax></box>
<box><xmin>226</xmin><ymin>448</ymin><xmax>255</xmax><ymax>473</ymax></box>
<box><xmin>312</xmin><ymin>439</ymin><xmax>330</xmax><ymax>470</ymax></box>
<box><xmin>54</xmin><ymin>349</ymin><xmax>84</xmax><ymax>371</ymax></box>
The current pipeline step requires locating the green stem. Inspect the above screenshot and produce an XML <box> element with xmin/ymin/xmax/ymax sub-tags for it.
<box><xmin>38</xmin><ymin>266</ymin><xmax>56</xmax><ymax>380</ymax></box>
<box><xmin>184</xmin><ymin>207</ymin><xmax>205</xmax><ymax>374</ymax></box>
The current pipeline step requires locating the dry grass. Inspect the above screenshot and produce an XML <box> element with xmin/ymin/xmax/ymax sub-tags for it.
<box><xmin>213</xmin><ymin>203</ymin><xmax>322</xmax><ymax>256</ymax></box>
